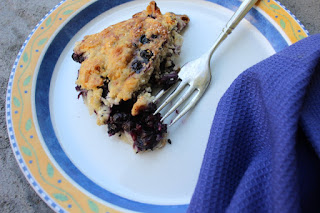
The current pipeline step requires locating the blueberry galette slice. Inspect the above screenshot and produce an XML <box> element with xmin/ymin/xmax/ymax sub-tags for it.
<box><xmin>72</xmin><ymin>1</ymin><xmax>189</xmax><ymax>152</ymax></box>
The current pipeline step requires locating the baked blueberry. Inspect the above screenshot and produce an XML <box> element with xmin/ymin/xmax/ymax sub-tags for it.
<box><xmin>140</xmin><ymin>35</ymin><xmax>150</xmax><ymax>44</ymax></box>
<box><xmin>140</xmin><ymin>49</ymin><xmax>153</xmax><ymax>62</ymax></box>
<box><xmin>131</xmin><ymin>60</ymin><xmax>143</xmax><ymax>73</ymax></box>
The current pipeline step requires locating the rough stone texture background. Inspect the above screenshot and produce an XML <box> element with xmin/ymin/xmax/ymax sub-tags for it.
<box><xmin>0</xmin><ymin>0</ymin><xmax>319</xmax><ymax>212</ymax></box>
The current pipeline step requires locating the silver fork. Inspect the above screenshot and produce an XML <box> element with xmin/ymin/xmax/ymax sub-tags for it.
<box><xmin>153</xmin><ymin>0</ymin><xmax>258</xmax><ymax>126</ymax></box>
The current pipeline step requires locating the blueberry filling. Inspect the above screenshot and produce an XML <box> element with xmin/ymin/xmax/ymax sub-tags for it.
<box><xmin>72</xmin><ymin>53</ymin><xmax>85</xmax><ymax>63</ymax></box>
<box><xmin>159</xmin><ymin>72</ymin><xmax>179</xmax><ymax>90</ymax></box>
<box><xmin>98</xmin><ymin>80</ymin><xmax>109</xmax><ymax>98</ymax></box>
<box><xmin>159</xmin><ymin>60</ymin><xmax>166</xmax><ymax>71</ymax></box>
<box><xmin>107</xmin><ymin>101</ymin><xmax>167</xmax><ymax>152</ymax></box>
<box><xmin>139</xmin><ymin>35</ymin><xmax>150</xmax><ymax>44</ymax></box>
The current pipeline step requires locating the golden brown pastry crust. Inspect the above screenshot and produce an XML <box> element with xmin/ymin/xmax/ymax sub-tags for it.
<box><xmin>74</xmin><ymin>1</ymin><xmax>189</xmax><ymax>113</ymax></box>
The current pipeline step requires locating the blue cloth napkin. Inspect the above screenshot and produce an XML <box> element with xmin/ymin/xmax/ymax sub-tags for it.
<box><xmin>188</xmin><ymin>34</ymin><xmax>320</xmax><ymax>213</ymax></box>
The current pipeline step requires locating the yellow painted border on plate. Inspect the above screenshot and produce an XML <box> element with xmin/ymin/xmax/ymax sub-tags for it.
<box><xmin>259</xmin><ymin>0</ymin><xmax>308</xmax><ymax>42</ymax></box>
<box><xmin>7</xmin><ymin>0</ymin><xmax>307</xmax><ymax>212</ymax></box>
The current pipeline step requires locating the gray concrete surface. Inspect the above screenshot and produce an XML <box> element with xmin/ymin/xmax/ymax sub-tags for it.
<box><xmin>1</xmin><ymin>0</ymin><xmax>319</xmax><ymax>212</ymax></box>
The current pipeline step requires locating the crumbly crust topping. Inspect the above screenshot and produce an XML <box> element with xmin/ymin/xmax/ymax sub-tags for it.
<box><xmin>74</xmin><ymin>1</ymin><xmax>189</xmax><ymax>106</ymax></box>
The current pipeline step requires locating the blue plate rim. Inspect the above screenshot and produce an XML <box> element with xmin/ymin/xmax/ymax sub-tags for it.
<box><xmin>6</xmin><ymin>0</ymin><xmax>309</xmax><ymax>212</ymax></box>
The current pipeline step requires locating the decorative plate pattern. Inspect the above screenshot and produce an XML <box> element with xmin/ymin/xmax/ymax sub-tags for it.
<box><xmin>6</xmin><ymin>0</ymin><xmax>308</xmax><ymax>212</ymax></box>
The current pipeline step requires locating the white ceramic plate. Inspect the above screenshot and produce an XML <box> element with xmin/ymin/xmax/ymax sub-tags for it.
<box><xmin>7</xmin><ymin>0</ymin><xmax>308</xmax><ymax>212</ymax></box>
<box><xmin>51</xmin><ymin>0</ymin><xmax>275</xmax><ymax>205</ymax></box>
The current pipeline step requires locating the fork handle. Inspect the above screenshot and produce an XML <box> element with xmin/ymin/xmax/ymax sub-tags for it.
<box><xmin>207</xmin><ymin>0</ymin><xmax>258</xmax><ymax>59</ymax></box>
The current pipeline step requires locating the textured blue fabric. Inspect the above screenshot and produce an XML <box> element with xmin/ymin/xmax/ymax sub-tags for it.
<box><xmin>188</xmin><ymin>34</ymin><xmax>320</xmax><ymax>213</ymax></box>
